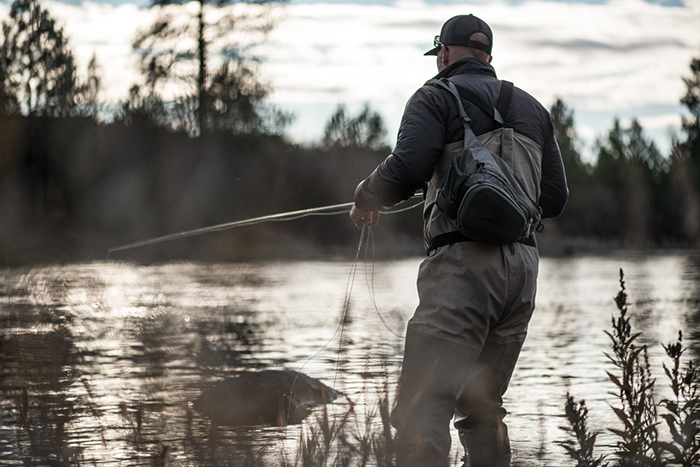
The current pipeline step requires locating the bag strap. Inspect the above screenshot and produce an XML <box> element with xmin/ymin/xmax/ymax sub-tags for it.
<box><xmin>427</xmin><ymin>79</ymin><xmax>474</xmax><ymax>148</ymax></box>
<box><xmin>427</xmin><ymin>78</ymin><xmax>514</xmax><ymax>148</ymax></box>
<box><xmin>452</xmin><ymin>80</ymin><xmax>513</xmax><ymax>126</ymax></box>
<box><xmin>427</xmin><ymin>230</ymin><xmax>536</xmax><ymax>255</ymax></box>
<box><xmin>496</xmin><ymin>81</ymin><xmax>513</xmax><ymax>125</ymax></box>
<box><xmin>427</xmin><ymin>78</ymin><xmax>513</xmax><ymax>128</ymax></box>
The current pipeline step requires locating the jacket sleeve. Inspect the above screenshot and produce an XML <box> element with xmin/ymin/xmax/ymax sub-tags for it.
<box><xmin>354</xmin><ymin>87</ymin><xmax>448</xmax><ymax>212</ymax></box>
<box><xmin>538</xmin><ymin>116</ymin><xmax>569</xmax><ymax>219</ymax></box>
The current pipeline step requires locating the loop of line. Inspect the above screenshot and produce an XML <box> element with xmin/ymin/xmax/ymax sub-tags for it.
<box><xmin>288</xmin><ymin>225</ymin><xmax>368</xmax><ymax>424</ymax></box>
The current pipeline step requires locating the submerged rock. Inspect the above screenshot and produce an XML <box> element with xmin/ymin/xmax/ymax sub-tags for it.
<box><xmin>193</xmin><ymin>370</ymin><xmax>342</xmax><ymax>426</ymax></box>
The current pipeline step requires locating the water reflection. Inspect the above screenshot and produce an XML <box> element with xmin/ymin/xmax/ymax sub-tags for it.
<box><xmin>0</xmin><ymin>254</ymin><xmax>698</xmax><ymax>465</ymax></box>
<box><xmin>682</xmin><ymin>253</ymin><xmax>700</xmax><ymax>360</ymax></box>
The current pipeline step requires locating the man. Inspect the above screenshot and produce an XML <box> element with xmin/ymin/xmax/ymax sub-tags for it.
<box><xmin>349</xmin><ymin>14</ymin><xmax>568</xmax><ymax>467</ymax></box>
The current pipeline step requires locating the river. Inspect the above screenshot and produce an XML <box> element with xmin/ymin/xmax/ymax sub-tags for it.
<box><xmin>1</xmin><ymin>251</ymin><xmax>699</xmax><ymax>465</ymax></box>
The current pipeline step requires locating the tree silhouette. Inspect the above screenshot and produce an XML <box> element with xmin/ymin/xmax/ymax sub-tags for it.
<box><xmin>623</xmin><ymin>120</ymin><xmax>664</xmax><ymax>248</ymax></box>
<box><xmin>132</xmin><ymin>0</ymin><xmax>288</xmax><ymax>136</ymax></box>
<box><xmin>592</xmin><ymin>119</ymin><xmax>666</xmax><ymax>247</ymax></box>
<box><xmin>680</xmin><ymin>53</ymin><xmax>700</xmax><ymax>178</ymax></box>
<box><xmin>0</xmin><ymin>0</ymin><xmax>80</xmax><ymax>117</ymax></box>
<box><xmin>551</xmin><ymin>99</ymin><xmax>589</xmax><ymax>184</ymax></box>
<box><xmin>670</xmin><ymin>51</ymin><xmax>700</xmax><ymax>245</ymax></box>
<box><xmin>321</xmin><ymin>104</ymin><xmax>389</xmax><ymax>151</ymax></box>
<box><xmin>549</xmin><ymin>99</ymin><xmax>593</xmax><ymax>239</ymax></box>
<box><xmin>73</xmin><ymin>53</ymin><xmax>102</xmax><ymax>118</ymax></box>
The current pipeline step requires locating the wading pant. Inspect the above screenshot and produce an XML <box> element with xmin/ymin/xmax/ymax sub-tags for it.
<box><xmin>392</xmin><ymin>241</ymin><xmax>538</xmax><ymax>467</ymax></box>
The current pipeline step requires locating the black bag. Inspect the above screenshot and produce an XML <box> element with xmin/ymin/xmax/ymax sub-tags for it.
<box><xmin>429</xmin><ymin>78</ymin><xmax>542</xmax><ymax>245</ymax></box>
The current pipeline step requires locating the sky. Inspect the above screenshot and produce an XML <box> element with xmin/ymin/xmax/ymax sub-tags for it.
<box><xmin>1</xmin><ymin>0</ymin><xmax>699</xmax><ymax>160</ymax></box>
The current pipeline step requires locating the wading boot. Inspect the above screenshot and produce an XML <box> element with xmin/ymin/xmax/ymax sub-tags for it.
<box><xmin>457</xmin><ymin>419</ymin><xmax>511</xmax><ymax>467</ymax></box>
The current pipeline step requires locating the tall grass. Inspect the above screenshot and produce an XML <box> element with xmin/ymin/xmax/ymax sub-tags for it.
<box><xmin>560</xmin><ymin>269</ymin><xmax>700</xmax><ymax>466</ymax></box>
<box><xmin>277</xmin><ymin>386</ymin><xmax>398</xmax><ymax>467</ymax></box>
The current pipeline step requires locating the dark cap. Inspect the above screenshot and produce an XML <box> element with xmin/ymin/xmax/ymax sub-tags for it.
<box><xmin>424</xmin><ymin>14</ymin><xmax>492</xmax><ymax>56</ymax></box>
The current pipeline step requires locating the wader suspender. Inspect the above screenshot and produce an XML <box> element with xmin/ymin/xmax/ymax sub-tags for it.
<box><xmin>426</xmin><ymin>79</ymin><xmax>537</xmax><ymax>254</ymax></box>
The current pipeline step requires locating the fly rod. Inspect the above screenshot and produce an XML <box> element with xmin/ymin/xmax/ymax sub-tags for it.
<box><xmin>107</xmin><ymin>194</ymin><xmax>423</xmax><ymax>256</ymax></box>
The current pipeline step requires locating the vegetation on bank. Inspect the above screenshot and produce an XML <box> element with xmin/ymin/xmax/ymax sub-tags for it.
<box><xmin>560</xmin><ymin>269</ymin><xmax>700</xmax><ymax>466</ymax></box>
<box><xmin>0</xmin><ymin>0</ymin><xmax>699</xmax><ymax>264</ymax></box>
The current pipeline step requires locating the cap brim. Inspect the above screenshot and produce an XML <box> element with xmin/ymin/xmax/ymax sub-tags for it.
<box><xmin>424</xmin><ymin>46</ymin><xmax>439</xmax><ymax>56</ymax></box>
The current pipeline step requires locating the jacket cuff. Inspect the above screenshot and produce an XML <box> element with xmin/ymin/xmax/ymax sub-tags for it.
<box><xmin>353</xmin><ymin>179</ymin><xmax>383</xmax><ymax>212</ymax></box>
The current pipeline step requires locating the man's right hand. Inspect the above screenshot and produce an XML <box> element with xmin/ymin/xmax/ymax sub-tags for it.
<box><xmin>350</xmin><ymin>204</ymin><xmax>379</xmax><ymax>229</ymax></box>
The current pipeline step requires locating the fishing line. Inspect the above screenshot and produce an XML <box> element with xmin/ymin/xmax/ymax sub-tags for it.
<box><xmin>287</xmin><ymin>225</ymin><xmax>368</xmax><ymax>424</ymax></box>
<box><xmin>287</xmin><ymin>197</ymin><xmax>422</xmax><ymax>422</ymax></box>
<box><xmin>290</xmin><ymin>197</ymin><xmax>422</xmax><ymax>382</ymax></box>
<box><xmin>107</xmin><ymin>202</ymin><xmax>354</xmax><ymax>257</ymax></box>
<box><xmin>110</xmin><ymin>196</ymin><xmax>424</xmax><ymax>425</ymax></box>
<box><xmin>361</xmin><ymin>228</ymin><xmax>403</xmax><ymax>339</ymax></box>
<box><xmin>106</xmin><ymin>195</ymin><xmax>423</xmax><ymax>258</ymax></box>
<box><xmin>331</xmin><ymin>197</ymin><xmax>423</xmax><ymax>383</ymax></box>
<box><xmin>355</xmin><ymin>197</ymin><xmax>421</xmax><ymax>339</ymax></box>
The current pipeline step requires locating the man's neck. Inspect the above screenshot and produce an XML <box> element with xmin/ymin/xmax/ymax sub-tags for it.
<box><xmin>435</xmin><ymin>58</ymin><xmax>496</xmax><ymax>80</ymax></box>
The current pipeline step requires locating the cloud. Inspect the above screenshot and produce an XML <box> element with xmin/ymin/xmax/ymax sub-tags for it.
<box><xmin>258</xmin><ymin>0</ymin><xmax>699</xmax><ymax>148</ymax></box>
<box><xmin>2</xmin><ymin>0</ymin><xmax>699</xmax><ymax>152</ymax></box>
<box><xmin>528</xmin><ymin>38</ymin><xmax>689</xmax><ymax>52</ymax></box>
<box><xmin>44</xmin><ymin>0</ymin><xmax>155</xmax><ymax>101</ymax></box>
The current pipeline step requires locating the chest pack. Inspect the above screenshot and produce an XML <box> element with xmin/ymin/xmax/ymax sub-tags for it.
<box><xmin>427</xmin><ymin>78</ymin><xmax>542</xmax><ymax>246</ymax></box>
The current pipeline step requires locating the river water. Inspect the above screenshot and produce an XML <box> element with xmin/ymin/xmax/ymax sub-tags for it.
<box><xmin>1</xmin><ymin>251</ymin><xmax>699</xmax><ymax>466</ymax></box>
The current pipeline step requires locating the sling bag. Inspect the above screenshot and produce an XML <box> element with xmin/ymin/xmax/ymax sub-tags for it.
<box><xmin>426</xmin><ymin>78</ymin><xmax>542</xmax><ymax>250</ymax></box>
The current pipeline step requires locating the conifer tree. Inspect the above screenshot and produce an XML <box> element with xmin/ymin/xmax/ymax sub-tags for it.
<box><xmin>592</xmin><ymin>119</ymin><xmax>665</xmax><ymax>247</ymax></box>
<box><xmin>551</xmin><ymin>99</ymin><xmax>587</xmax><ymax>185</ymax></box>
<box><xmin>322</xmin><ymin>104</ymin><xmax>388</xmax><ymax>152</ymax></box>
<box><xmin>549</xmin><ymin>99</ymin><xmax>593</xmax><ymax>239</ymax></box>
<box><xmin>132</xmin><ymin>0</ymin><xmax>289</xmax><ymax>136</ymax></box>
<box><xmin>0</xmin><ymin>0</ymin><xmax>79</xmax><ymax>117</ymax></box>
<box><xmin>670</xmin><ymin>52</ymin><xmax>700</xmax><ymax>245</ymax></box>
<box><xmin>680</xmin><ymin>53</ymin><xmax>700</xmax><ymax>180</ymax></box>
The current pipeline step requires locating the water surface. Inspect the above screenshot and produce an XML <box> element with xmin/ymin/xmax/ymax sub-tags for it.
<box><xmin>1</xmin><ymin>252</ymin><xmax>698</xmax><ymax>465</ymax></box>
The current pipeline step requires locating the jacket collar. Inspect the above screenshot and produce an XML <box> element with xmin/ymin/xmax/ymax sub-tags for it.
<box><xmin>433</xmin><ymin>58</ymin><xmax>497</xmax><ymax>80</ymax></box>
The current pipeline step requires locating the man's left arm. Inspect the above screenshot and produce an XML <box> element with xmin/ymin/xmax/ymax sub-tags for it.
<box><xmin>538</xmin><ymin>123</ymin><xmax>569</xmax><ymax>219</ymax></box>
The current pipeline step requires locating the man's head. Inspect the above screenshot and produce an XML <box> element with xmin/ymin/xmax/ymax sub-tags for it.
<box><xmin>425</xmin><ymin>14</ymin><xmax>493</xmax><ymax>71</ymax></box>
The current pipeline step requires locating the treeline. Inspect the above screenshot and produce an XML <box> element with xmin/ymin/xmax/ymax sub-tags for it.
<box><xmin>0</xmin><ymin>0</ymin><xmax>417</xmax><ymax>264</ymax></box>
<box><xmin>0</xmin><ymin>0</ymin><xmax>699</xmax><ymax>264</ymax></box>
<box><xmin>0</xmin><ymin>113</ymin><xmax>422</xmax><ymax>264</ymax></box>
<box><xmin>550</xmin><ymin>79</ymin><xmax>700</xmax><ymax>250</ymax></box>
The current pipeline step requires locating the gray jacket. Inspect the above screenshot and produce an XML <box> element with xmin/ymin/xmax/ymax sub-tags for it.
<box><xmin>354</xmin><ymin>58</ymin><xmax>568</xmax><ymax>247</ymax></box>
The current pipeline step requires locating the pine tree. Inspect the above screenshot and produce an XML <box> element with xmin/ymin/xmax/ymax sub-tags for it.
<box><xmin>670</xmin><ymin>52</ymin><xmax>700</xmax><ymax>246</ymax></box>
<box><xmin>321</xmin><ymin>104</ymin><xmax>388</xmax><ymax>152</ymax></box>
<box><xmin>0</xmin><ymin>0</ymin><xmax>79</xmax><ymax>117</ymax></box>
<box><xmin>132</xmin><ymin>0</ymin><xmax>289</xmax><ymax>136</ymax></box>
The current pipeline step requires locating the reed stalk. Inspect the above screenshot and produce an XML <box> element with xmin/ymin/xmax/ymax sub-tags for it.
<box><xmin>561</xmin><ymin>268</ymin><xmax>700</xmax><ymax>466</ymax></box>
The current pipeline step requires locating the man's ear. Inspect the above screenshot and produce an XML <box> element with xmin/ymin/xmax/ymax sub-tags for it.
<box><xmin>441</xmin><ymin>46</ymin><xmax>450</xmax><ymax>68</ymax></box>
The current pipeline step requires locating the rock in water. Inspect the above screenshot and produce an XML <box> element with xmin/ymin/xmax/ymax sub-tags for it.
<box><xmin>193</xmin><ymin>370</ymin><xmax>342</xmax><ymax>426</ymax></box>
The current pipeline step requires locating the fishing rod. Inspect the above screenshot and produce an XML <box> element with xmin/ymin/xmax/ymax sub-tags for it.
<box><xmin>107</xmin><ymin>194</ymin><xmax>424</xmax><ymax>256</ymax></box>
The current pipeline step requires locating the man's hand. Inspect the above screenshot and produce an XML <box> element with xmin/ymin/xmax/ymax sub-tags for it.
<box><xmin>350</xmin><ymin>204</ymin><xmax>379</xmax><ymax>229</ymax></box>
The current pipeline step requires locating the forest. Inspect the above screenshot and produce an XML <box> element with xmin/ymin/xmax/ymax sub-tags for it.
<box><xmin>0</xmin><ymin>0</ymin><xmax>699</xmax><ymax>265</ymax></box>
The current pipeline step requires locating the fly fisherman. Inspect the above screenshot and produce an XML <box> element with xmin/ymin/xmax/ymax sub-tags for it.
<box><xmin>349</xmin><ymin>14</ymin><xmax>568</xmax><ymax>467</ymax></box>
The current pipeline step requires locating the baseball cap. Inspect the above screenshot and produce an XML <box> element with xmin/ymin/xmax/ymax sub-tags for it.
<box><xmin>424</xmin><ymin>14</ymin><xmax>493</xmax><ymax>56</ymax></box>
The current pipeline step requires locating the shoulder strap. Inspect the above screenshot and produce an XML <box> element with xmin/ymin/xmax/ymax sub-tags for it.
<box><xmin>495</xmin><ymin>81</ymin><xmax>513</xmax><ymax>125</ymax></box>
<box><xmin>427</xmin><ymin>79</ymin><xmax>473</xmax><ymax>148</ymax></box>
<box><xmin>428</xmin><ymin>78</ymin><xmax>514</xmax><ymax>126</ymax></box>
<box><xmin>427</xmin><ymin>78</ymin><xmax>471</xmax><ymax>128</ymax></box>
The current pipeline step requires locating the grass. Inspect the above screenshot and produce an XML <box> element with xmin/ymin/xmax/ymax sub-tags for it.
<box><xmin>276</xmin><ymin>384</ymin><xmax>397</xmax><ymax>467</ymax></box>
